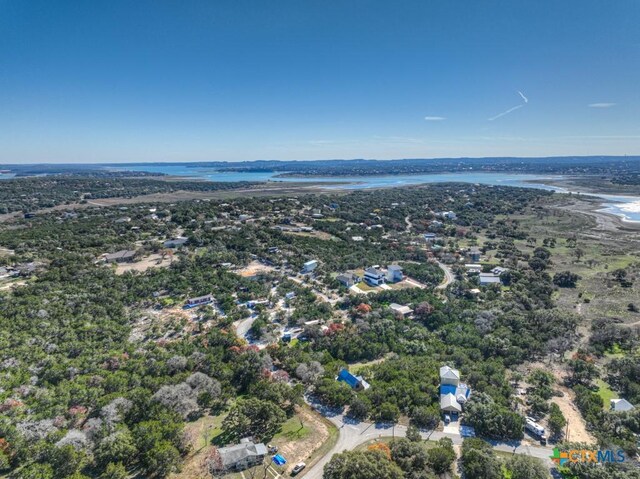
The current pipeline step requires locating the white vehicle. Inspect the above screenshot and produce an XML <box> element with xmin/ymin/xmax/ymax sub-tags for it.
<box><xmin>292</xmin><ymin>462</ymin><xmax>306</xmax><ymax>475</ymax></box>
<box><xmin>525</xmin><ymin>417</ymin><xmax>545</xmax><ymax>437</ymax></box>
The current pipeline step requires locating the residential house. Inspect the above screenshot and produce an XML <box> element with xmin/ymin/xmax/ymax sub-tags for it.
<box><xmin>390</xmin><ymin>303</ymin><xmax>413</xmax><ymax>318</ymax></box>
<box><xmin>423</xmin><ymin>233</ymin><xmax>438</xmax><ymax>242</ymax></box>
<box><xmin>337</xmin><ymin>368</ymin><xmax>370</xmax><ymax>391</ymax></box>
<box><xmin>464</xmin><ymin>264</ymin><xmax>482</xmax><ymax>275</ymax></box>
<box><xmin>386</xmin><ymin>265</ymin><xmax>403</xmax><ymax>283</ymax></box>
<box><xmin>337</xmin><ymin>273</ymin><xmax>360</xmax><ymax>287</ymax></box>
<box><xmin>164</xmin><ymin>237</ymin><xmax>188</xmax><ymax>248</ymax></box>
<box><xmin>611</xmin><ymin>398</ymin><xmax>635</xmax><ymax>412</ymax></box>
<box><xmin>213</xmin><ymin>439</ymin><xmax>268</xmax><ymax>472</ymax></box>
<box><xmin>185</xmin><ymin>294</ymin><xmax>214</xmax><ymax>308</ymax></box>
<box><xmin>364</xmin><ymin>267</ymin><xmax>385</xmax><ymax>286</ymax></box>
<box><xmin>439</xmin><ymin>366</ymin><xmax>471</xmax><ymax>415</ymax></box>
<box><xmin>302</xmin><ymin>260</ymin><xmax>318</xmax><ymax>273</ymax></box>
<box><xmin>479</xmin><ymin>273</ymin><xmax>501</xmax><ymax>286</ymax></box>
<box><xmin>468</xmin><ymin>247</ymin><xmax>481</xmax><ymax>262</ymax></box>
<box><xmin>104</xmin><ymin>250</ymin><xmax>137</xmax><ymax>263</ymax></box>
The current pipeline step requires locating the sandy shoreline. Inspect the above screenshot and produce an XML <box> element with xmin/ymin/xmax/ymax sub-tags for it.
<box><xmin>554</xmin><ymin>196</ymin><xmax>640</xmax><ymax>232</ymax></box>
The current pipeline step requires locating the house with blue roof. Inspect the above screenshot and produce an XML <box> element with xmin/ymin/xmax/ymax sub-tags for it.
<box><xmin>337</xmin><ymin>368</ymin><xmax>370</xmax><ymax>391</ymax></box>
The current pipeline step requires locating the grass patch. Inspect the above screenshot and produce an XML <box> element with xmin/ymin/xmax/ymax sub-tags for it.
<box><xmin>356</xmin><ymin>281</ymin><xmax>375</xmax><ymax>291</ymax></box>
<box><xmin>596</xmin><ymin>379</ymin><xmax>616</xmax><ymax>408</ymax></box>
<box><xmin>274</xmin><ymin>416</ymin><xmax>312</xmax><ymax>441</ymax></box>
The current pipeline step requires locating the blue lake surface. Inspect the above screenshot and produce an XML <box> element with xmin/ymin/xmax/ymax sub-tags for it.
<box><xmin>120</xmin><ymin>164</ymin><xmax>640</xmax><ymax>222</ymax></box>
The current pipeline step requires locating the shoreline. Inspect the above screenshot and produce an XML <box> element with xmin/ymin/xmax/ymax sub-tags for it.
<box><xmin>554</xmin><ymin>196</ymin><xmax>640</xmax><ymax>232</ymax></box>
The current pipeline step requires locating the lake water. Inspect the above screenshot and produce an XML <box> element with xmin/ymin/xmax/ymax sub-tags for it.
<box><xmin>119</xmin><ymin>165</ymin><xmax>640</xmax><ymax>222</ymax></box>
<box><xmin>3</xmin><ymin>165</ymin><xmax>639</xmax><ymax>222</ymax></box>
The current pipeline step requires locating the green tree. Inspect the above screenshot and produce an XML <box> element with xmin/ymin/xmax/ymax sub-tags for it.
<box><xmin>427</xmin><ymin>437</ymin><xmax>456</xmax><ymax>474</ymax></box>
<box><xmin>100</xmin><ymin>463</ymin><xmax>128</xmax><ymax>479</ymax></box>
<box><xmin>222</xmin><ymin>398</ymin><xmax>286</xmax><ymax>442</ymax></box>
<box><xmin>18</xmin><ymin>463</ymin><xmax>55</xmax><ymax>479</ymax></box>
<box><xmin>548</xmin><ymin>403</ymin><xmax>566</xmax><ymax>439</ymax></box>
<box><xmin>143</xmin><ymin>440</ymin><xmax>181</xmax><ymax>478</ymax></box>
<box><xmin>323</xmin><ymin>450</ymin><xmax>403</xmax><ymax>479</ymax></box>
<box><xmin>460</xmin><ymin>438</ymin><xmax>501</xmax><ymax>479</ymax></box>
<box><xmin>95</xmin><ymin>429</ymin><xmax>138</xmax><ymax>467</ymax></box>
<box><xmin>405</xmin><ymin>424</ymin><xmax>422</xmax><ymax>443</ymax></box>
<box><xmin>506</xmin><ymin>455</ymin><xmax>549</xmax><ymax>479</ymax></box>
<box><xmin>314</xmin><ymin>378</ymin><xmax>354</xmax><ymax>408</ymax></box>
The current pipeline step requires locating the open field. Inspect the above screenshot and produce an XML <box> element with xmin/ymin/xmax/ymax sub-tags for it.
<box><xmin>114</xmin><ymin>253</ymin><xmax>175</xmax><ymax>275</ymax></box>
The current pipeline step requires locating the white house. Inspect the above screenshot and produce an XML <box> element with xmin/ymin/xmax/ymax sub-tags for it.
<box><xmin>440</xmin><ymin>366</ymin><xmax>460</xmax><ymax>386</ymax></box>
<box><xmin>302</xmin><ymin>260</ymin><xmax>318</xmax><ymax>273</ymax></box>
<box><xmin>364</xmin><ymin>267</ymin><xmax>385</xmax><ymax>286</ymax></box>
<box><xmin>164</xmin><ymin>237</ymin><xmax>188</xmax><ymax>248</ymax></box>
<box><xmin>390</xmin><ymin>303</ymin><xmax>412</xmax><ymax>318</ymax></box>
<box><xmin>215</xmin><ymin>440</ymin><xmax>268</xmax><ymax>472</ymax></box>
<box><xmin>479</xmin><ymin>273</ymin><xmax>501</xmax><ymax>286</ymax></box>
<box><xmin>465</xmin><ymin>264</ymin><xmax>482</xmax><ymax>274</ymax></box>
<box><xmin>439</xmin><ymin>366</ymin><xmax>471</xmax><ymax>414</ymax></box>
<box><xmin>611</xmin><ymin>398</ymin><xmax>635</xmax><ymax>412</ymax></box>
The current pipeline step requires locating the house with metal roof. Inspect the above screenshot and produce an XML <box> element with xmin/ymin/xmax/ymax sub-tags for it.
<box><xmin>213</xmin><ymin>439</ymin><xmax>268</xmax><ymax>472</ymax></box>
<box><xmin>439</xmin><ymin>366</ymin><xmax>470</xmax><ymax>414</ymax></box>
<box><xmin>337</xmin><ymin>368</ymin><xmax>370</xmax><ymax>391</ymax></box>
<box><xmin>389</xmin><ymin>303</ymin><xmax>413</xmax><ymax>318</ymax></box>
<box><xmin>104</xmin><ymin>250</ymin><xmax>137</xmax><ymax>263</ymax></box>
<box><xmin>610</xmin><ymin>398</ymin><xmax>635</xmax><ymax>412</ymax></box>
<box><xmin>364</xmin><ymin>267</ymin><xmax>385</xmax><ymax>286</ymax></box>
<box><xmin>479</xmin><ymin>273</ymin><xmax>501</xmax><ymax>286</ymax></box>
<box><xmin>386</xmin><ymin>264</ymin><xmax>403</xmax><ymax>283</ymax></box>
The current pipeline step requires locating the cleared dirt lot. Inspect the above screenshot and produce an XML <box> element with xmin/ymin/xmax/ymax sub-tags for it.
<box><xmin>114</xmin><ymin>253</ymin><xmax>174</xmax><ymax>275</ymax></box>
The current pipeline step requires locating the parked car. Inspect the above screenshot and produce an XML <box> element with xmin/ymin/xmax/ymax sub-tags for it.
<box><xmin>444</xmin><ymin>414</ymin><xmax>451</xmax><ymax>424</ymax></box>
<box><xmin>292</xmin><ymin>462</ymin><xmax>306</xmax><ymax>475</ymax></box>
<box><xmin>268</xmin><ymin>444</ymin><xmax>278</xmax><ymax>454</ymax></box>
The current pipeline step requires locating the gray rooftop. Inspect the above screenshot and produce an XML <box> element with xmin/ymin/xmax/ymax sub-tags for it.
<box><xmin>218</xmin><ymin>441</ymin><xmax>267</xmax><ymax>468</ymax></box>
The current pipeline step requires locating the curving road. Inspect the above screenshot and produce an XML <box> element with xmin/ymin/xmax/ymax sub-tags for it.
<box><xmin>435</xmin><ymin>261</ymin><xmax>455</xmax><ymax>290</ymax></box>
<box><xmin>301</xmin><ymin>408</ymin><xmax>554</xmax><ymax>479</ymax></box>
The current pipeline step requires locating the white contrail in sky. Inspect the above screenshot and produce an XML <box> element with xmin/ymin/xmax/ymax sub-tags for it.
<box><xmin>488</xmin><ymin>90</ymin><xmax>528</xmax><ymax>121</ymax></box>
<box><xmin>488</xmin><ymin>104</ymin><xmax>525</xmax><ymax>121</ymax></box>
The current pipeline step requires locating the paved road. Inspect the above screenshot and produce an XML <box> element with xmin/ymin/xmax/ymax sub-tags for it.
<box><xmin>436</xmin><ymin>261</ymin><xmax>455</xmax><ymax>290</ymax></box>
<box><xmin>301</xmin><ymin>409</ymin><xmax>554</xmax><ymax>479</ymax></box>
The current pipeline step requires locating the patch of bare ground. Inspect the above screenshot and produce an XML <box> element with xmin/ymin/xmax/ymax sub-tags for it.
<box><xmin>275</xmin><ymin>406</ymin><xmax>332</xmax><ymax>470</ymax></box>
<box><xmin>550</xmin><ymin>369</ymin><xmax>596</xmax><ymax>444</ymax></box>
<box><xmin>0</xmin><ymin>280</ymin><xmax>26</xmax><ymax>291</ymax></box>
<box><xmin>130</xmin><ymin>307</ymin><xmax>197</xmax><ymax>343</ymax></box>
<box><xmin>234</xmin><ymin>260</ymin><xmax>276</xmax><ymax>278</ymax></box>
<box><xmin>114</xmin><ymin>253</ymin><xmax>175</xmax><ymax>275</ymax></box>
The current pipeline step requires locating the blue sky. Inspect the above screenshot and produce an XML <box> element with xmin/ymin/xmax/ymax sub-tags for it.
<box><xmin>1</xmin><ymin>0</ymin><xmax>639</xmax><ymax>163</ymax></box>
